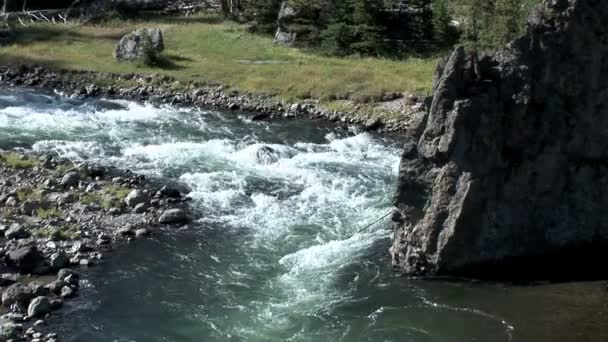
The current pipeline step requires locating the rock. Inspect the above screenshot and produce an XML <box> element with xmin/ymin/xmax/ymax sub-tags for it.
<box><xmin>4</xmin><ymin>196</ymin><xmax>18</xmax><ymax>207</ymax></box>
<box><xmin>108</xmin><ymin>207</ymin><xmax>122</xmax><ymax>216</ymax></box>
<box><xmin>60</xmin><ymin>286</ymin><xmax>75</xmax><ymax>299</ymax></box>
<box><xmin>45</xmin><ymin>280</ymin><xmax>66</xmax><ymax>295</ymax></box>
<box><xmin>124</xmin><ymin>189</ymin><xmax>149</xmax><ymax>207</ymax></box>
<box><xmin>135</xmin><ymin>228</ymin><xmax>150</xmax><ymax>238</ymax></box>
<box><xmin>2</xmin><ymin>283</ymin><xmax>33</xmax><ymax>307</ymax></box>
<box><xmin>391</xmin><ymin>0</ymin><xmax>608</xmax><ymax>279</ymax></box>
<box><xmin>57</xmin><ymin>269</ymin><xmax>79</xmax><ymax>284</ymax></box>
<box><xmin>49</xmin><ymin>252</ymin><xmax>69</xmax><ymax>270</ymax></box>
<box><xmin>159</xmin><ymin>209</ymin><xmax>191</xmax><ymax>224</ymax></box>
<box><xmin>20</xmin><ymin>200</ymin><xmax>41</xmax><ymax>215</ymax></box>
<box><xmin>132</xmin><ymin>202</ymin><xmax>148</xmax><ymax>214</ymax></box>
<box><xmin>115</xmin><ymin>28</ymin><xmax>164</xmax><ymax>61</ymax></box>
<box><xmin>27</xmin><ymin>297</ymin><xmax>51</xmax><ymax>318</ymax></box>
<box><xmin>0</xmin><ymin>321</ymin><xmax>21</xmax><ymax>340</ymax></box>
<box><xmin>6</xmin><ymin>246</ymin><xmax>44</xmax><ymax>274</ymax></box>
<box><xmin>5</xmin><ymin>223</ymin><xmax>29</xmax><ymax>240</ymax></box>
<box><xmin>46</xmin><ymin>192</ymin><xmax>74</xmax><ymax>206</ymax></box>
<box><xmin>0</xmin><ymin>274</ymin><xmax>19</xmax><ymax>287</ymax></box>
<box><xmin>61</xmin><ymin>172</ymin><xmax>80</xmax><ymax>188</ymax></box>
<box><xmin>363</xmin><ymin>118</ymin><xmax>383</xmax><ymax>131</ymax></box>
<box><xmin>273</xmin><ymin>2</ymin><xmax>297</xmax><ymax>47</ymax></box>
<box><xmin>29</xmin><ymin>282</ymin><xmax>50</xmax><ymax>297</ymax></box>
<box><xmin>157</xmin><ymin>185</ymin><xmax>181</xmax><ymax>199</ymax></box>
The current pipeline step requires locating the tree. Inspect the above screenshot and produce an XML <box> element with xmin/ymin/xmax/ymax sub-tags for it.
<box><xmin>432</xmin><ymin>0</ymin><xmax>456</xmax><ymax>46</ymax></box>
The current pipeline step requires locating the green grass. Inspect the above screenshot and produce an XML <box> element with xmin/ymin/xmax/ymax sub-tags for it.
<box><xmin>80</xmin><ymin>184</ymin><xmax>131</xmax><ymax>209</ymax></box>
<box><xmin>0</xmin><ymin>153</ymin><xmax>39</xmax><ymax>169</ymax></box>
<box><xmin>16</xmin><ymin>187</ymin><xmax>43</xmax><ymax>202</ymax></box>
<box><xmin>0</xmin><ymin>14</ymin><xmax>437</xmax><ymax>105</ymax></box>
<box><xmin>35</xmin><ymin>207</ymin><xmax>63</xmax><ymax>219</ymax></box>
<box><xmin>35</xmin><ymin>225</ymin><xmax>80</xmax><ymax>240</ymax></box>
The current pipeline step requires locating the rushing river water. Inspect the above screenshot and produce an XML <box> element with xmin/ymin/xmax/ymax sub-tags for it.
<box><xmin>0</xmin><ymin>88</ymin><xmax>606</xmax><ymax>342</ymax></box>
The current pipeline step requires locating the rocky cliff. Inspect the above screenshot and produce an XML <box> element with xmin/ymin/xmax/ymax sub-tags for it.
<box><xmin>391</xmin><ymin>0</ymin><xmax>608</xmax><ymax>279</ymax></box>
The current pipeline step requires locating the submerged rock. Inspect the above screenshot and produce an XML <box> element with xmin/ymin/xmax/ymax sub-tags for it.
<box><xmin>391</xmin><ymin>0</ymin><xmax>608</xmax><ymax>279</ymax></box>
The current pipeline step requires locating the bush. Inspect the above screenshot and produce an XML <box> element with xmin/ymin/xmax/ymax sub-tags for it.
<box><xmin>140</xmin><ymin>32</ymin><xmax>171</xmax><ymax>68</ymax></box>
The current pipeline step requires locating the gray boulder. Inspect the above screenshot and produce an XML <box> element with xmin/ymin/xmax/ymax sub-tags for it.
<box><xmin>6</xmin><ymin>246</ymin><xmax>44</xmax><ymax>274</ymax></box>
<box><xmin>27</xmin><ymin>296</ymin><xmax>51</xmax><ymax>318</ymax></box>
<box><xmin>115</xmin><ymin>28</ymin><xmax>164</xmax><ymax>61</ymax></box>
<box><xmin>2</xmin><ymin>283</ymin><xmax>33</xmax><ymax>307</ymax></box>
<box><xmin>273</xmin><ymin>2</ymin><xmax>297</xmax><ymax>47</ymax></box>
<box><xmin>0</xmin><ymin>321</ymin><xmax>21</xmax><ymax>340</ymax></box>
<box><xmin>49</xmin><ymin>252</ymin><xmax>69</xmax><ymax>270</ymax></box>
<box><xmin>61</xmin><ymin>172</ymin><xmax>80</xmax><ymax>188</ymax></box>
<box><xmin>159</xmin><ymin>209</ymin><xmax>191</xmax><ymax>224</ymax></box>
<box><xmin>124</xmin><ymin>189</ymin><xmax>149</xmax><ymax>207</ymax></box>
<box><xmin>5</xmin><ymin>223</ymin><xmax>28</xmax><ymax>240</ymax></box>
<box><xmin>391</xmin><ymin>0</ymin><xmax>608</xmax><ymax>279</ymax></box>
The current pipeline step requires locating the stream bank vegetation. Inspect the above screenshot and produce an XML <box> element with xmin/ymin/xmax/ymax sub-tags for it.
<box><xmin>0</xmin><ymin>0</ymin><xmax>541</xmax><ymax>117</ymax></box>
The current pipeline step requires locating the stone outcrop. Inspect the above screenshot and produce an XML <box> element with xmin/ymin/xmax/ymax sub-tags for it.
<box><xmin>115</xmin><ymin>28</ymin><xmax>164</xmax><ymax>61</ymax></box>
<box><xmin>391</xmin><ymin>0</ymin><xmax>608</xmax><ymax>279</ymax></box>
<box><xmin>273</xmin><ymin>2</ymin><xmax>297</xmax><ymax>47</ymax></box>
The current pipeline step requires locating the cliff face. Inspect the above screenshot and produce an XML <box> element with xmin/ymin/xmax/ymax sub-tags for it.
<box><xmin>391</xmin><ymin>0</ymin><xmax>608</xmax><ymax>279</ymax></box>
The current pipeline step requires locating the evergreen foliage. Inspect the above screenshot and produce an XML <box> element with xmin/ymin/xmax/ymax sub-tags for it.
<box><xmin>245</xmin><ymin>0</ymin><xmax>542</xmax><ymax>56</ymax></box>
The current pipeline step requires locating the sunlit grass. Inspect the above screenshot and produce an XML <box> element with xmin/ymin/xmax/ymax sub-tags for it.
<box><xmin>0</xmin><ymin>14</ymin><xmax>437</xmax><ymax>105</ymax></box>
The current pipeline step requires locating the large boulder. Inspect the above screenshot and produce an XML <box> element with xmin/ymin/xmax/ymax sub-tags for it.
<box><xmin>27</xmin><ymin>296</ymin><xmax>51</xmax><ymax>318</ymax></box>
<box><xmin>273</xmin><ymin>2</ymin><xmax>297</xmax><ymax>47</ymax></box>
<box><xmin>6</xmin><ymin>246</ymin><xmax>45</xmax><ymax>274</ymax></box>
<box><xmin>2</xmin><ymin>283</ymin><xmax>33</xmax><ymax>307</ymax></box>
<box><xmin>391</xmin><ymin>0</ymin><xmax>608</xmax><ymax>280</ymax></box>
<box><xmin>115</xmin><ymin>28</ymin><xmax>164</xmax><ymax>61</ymax></box>
<box><xmin>159</xmin><ymin>209</ymin><xmax>192</xmax><ymax>224</ymax></box>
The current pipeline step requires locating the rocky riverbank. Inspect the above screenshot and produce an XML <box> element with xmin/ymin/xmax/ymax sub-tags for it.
<box><xmin>0</xmin><ymin>65</ymin><xmax>426</xmax><ymax>133</ymax></box>
<box><xmin>0</xmin><ymin>149</ymin><xmax>194</xmax><ymax>341</ymax></box>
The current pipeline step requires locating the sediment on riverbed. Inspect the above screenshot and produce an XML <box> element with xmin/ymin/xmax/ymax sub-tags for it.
<box><xmin>0</xmin><ymin>149</ymin><xmax>194</xmax><ymax>341</ymax></box>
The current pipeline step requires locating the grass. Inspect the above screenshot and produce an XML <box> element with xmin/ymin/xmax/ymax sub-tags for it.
<box><xmin>16</xmin><ymin>187</ymin><xmax>43</xmax><ymax>202</ymax></box>
<box><xmin>35</xmin><ymin>225</ymin><xmax>80</xmax><ymax>240</ymax></box>
<box><xmin>35</xmin><ymin>207</ymin><xmax>63</xmax><ymax>219</ymax></box>
<box><xmin>0</xmin><ymin>152</ymin><xmax>39</xmax><ymax>169</ymax></box>
<box><xmin>0</xmin><ymin>14</ymin><xmax>438</xmax><ymax>105</ymax></box>
<box><xmin>80</xmin><ymin>184</ymin><xmax>131</xmax><ymax>209</ymax></box>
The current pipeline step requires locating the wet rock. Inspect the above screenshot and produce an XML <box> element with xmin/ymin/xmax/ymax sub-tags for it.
<box><xmin>60</xmin><ymin>172</ymin><xmax>80</xmax><ymax>188</ymax></box>
<box><xmin>45</xmin><ymin>280</ymin><xmax>66</xmax><ymax>295</ymax></box>
<box><xmin>135</xmin><ymin>228</ymin><xmax>150</xmax><ymax>238</ymax></box>
<box><xmin>6</xmin><ymin>245</ymin><xmax>44</xmax><ymax>274</ymax></box>
<box><xmin>27</xmin><ymin>296</ymin><xmax>51</xmax><ymax>318</ymax></box>
<box><xmin>157</xmin><ymin>185</ymin><xmax>181</xmax><ymax>199</ymax></box>
<box><xmin>115</xmin><ymin>28</ymin><xmax>164</xmax><ymax>61</ymax></box>
<box><xmin>49</xmin><ymin>252</ymin><xmax>69</xmax><ymax>270</ymax></box>
<box><xmin>5</xmin><ymin>223</ymin><xmax>29</xmax><ymax>240</ymax></box>
<box><xmin>29</xmin><ymin>282</ymin><xmax>50</xmax><ymax>297</ymax></box>
<box><xmin>0</xmin><ymin>273</ymin><xmax>19</xmax><ymax>287</ymax></box>
<box><xmin>2</xmin><ymin>283</ymin><xmax>33</xmax><ymax>307</ymax></box>
<box><xmin>159</xmin><ymin>209</ymin><xmax>191</xmax><ymax>224</ymax></box>
<box><xmin>0</xmin><ymin>321</ymin><xmax>21</xmax><ymax>340</ymax></box>
<box><xmin>57</xmin><ymin>269</ymin><xmax>79</xmax><ymax>284</ymax></box>
<box><xmin>60</xmin><ymin>286</ymin><xmax>75</xmax><ymax>299</ymax></box>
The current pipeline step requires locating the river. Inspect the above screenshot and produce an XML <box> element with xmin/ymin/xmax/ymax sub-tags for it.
<box><xmin>0</xmin><ymin>88</ymin><xmax>606</xmax><ymax>342</ymax></box>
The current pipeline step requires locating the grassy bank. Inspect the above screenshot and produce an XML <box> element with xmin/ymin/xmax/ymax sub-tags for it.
<box><xmin>0</xmin><ymin>14</ymin><xmax>438</xmax><ymax>105</ymax></box>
